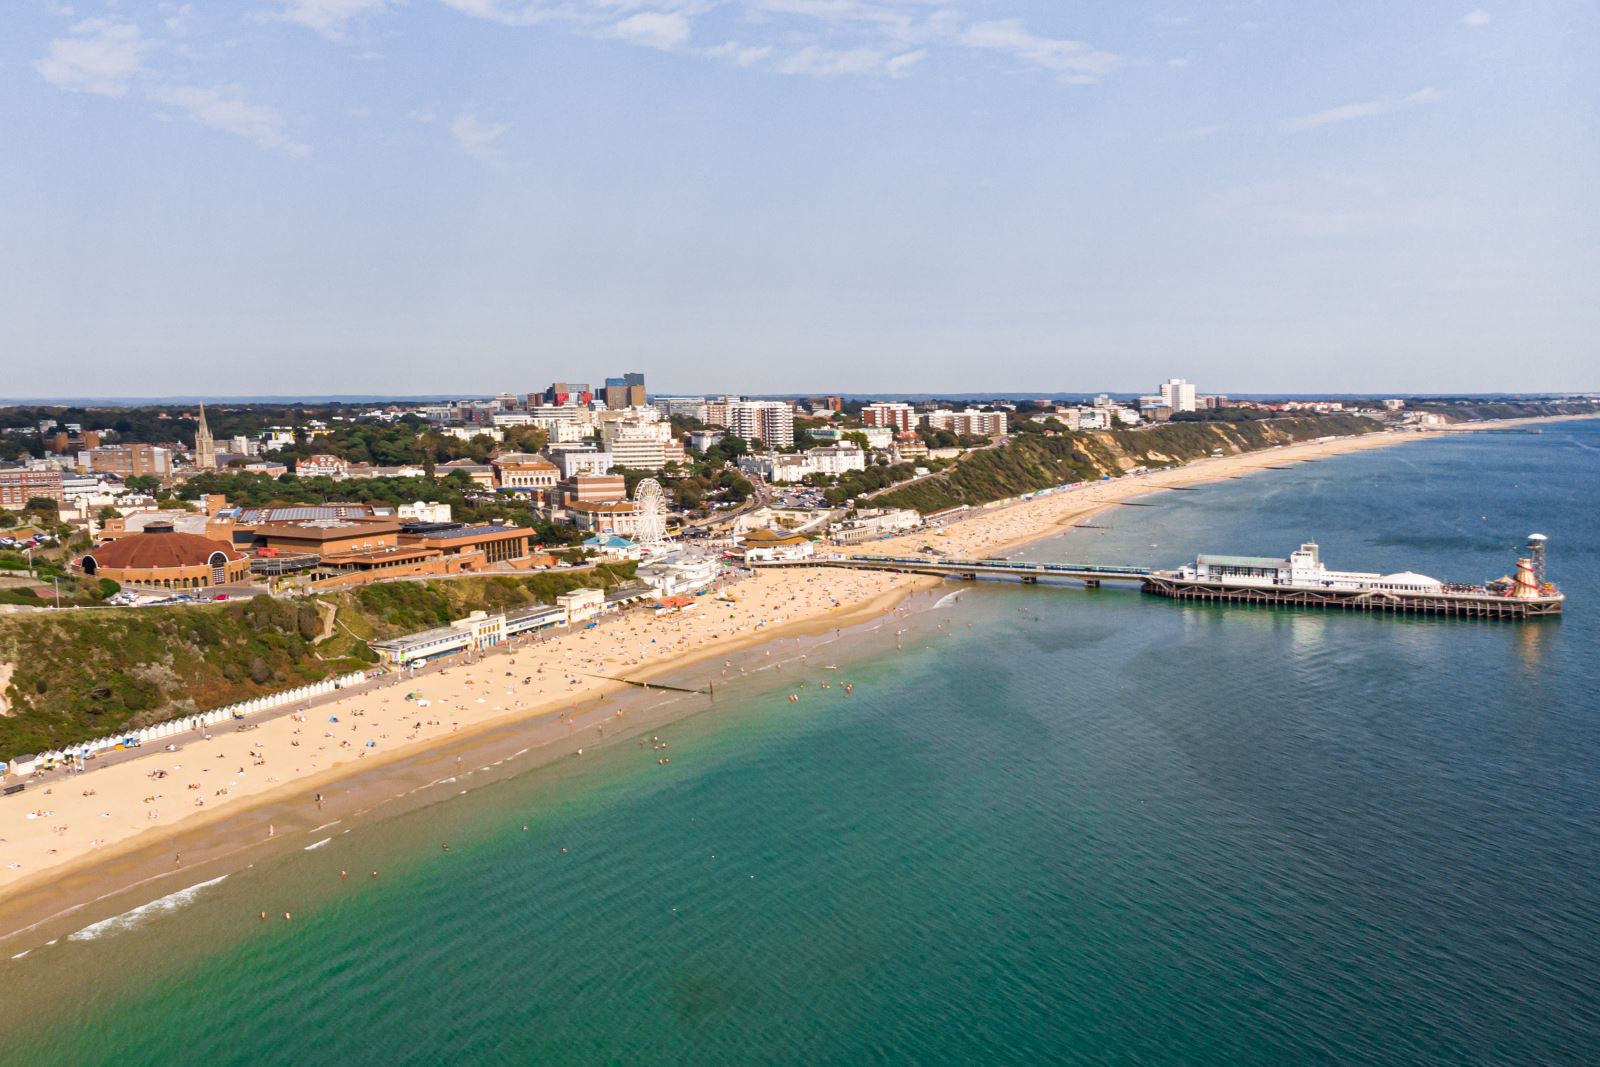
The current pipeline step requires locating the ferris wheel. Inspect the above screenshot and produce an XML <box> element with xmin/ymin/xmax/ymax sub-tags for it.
<box><xmin>633</xmin><ymin>478</ymin><xmax>667</xmax><ymax>547</ymax></box>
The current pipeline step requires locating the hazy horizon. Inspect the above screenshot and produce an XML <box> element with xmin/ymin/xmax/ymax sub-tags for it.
<box><xmin>6</xmin><ymin>2</ymin><xmax>1596</xmax><ymax>395</ymax></box>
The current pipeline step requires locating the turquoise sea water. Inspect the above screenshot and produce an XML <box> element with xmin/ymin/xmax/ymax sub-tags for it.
<box><xmin>3</xmin><ymin>423</ymin><xmax>1597</xmax><ymax>1065</ymax></box>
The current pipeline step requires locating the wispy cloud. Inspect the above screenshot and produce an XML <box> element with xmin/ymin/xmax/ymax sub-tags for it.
<box><xmin>269</xmin><ymin>0</ymin><xmax>392</xmax><ymax>39</ymax></box>
<box><xmin>704</xmin><ymin>41</ymin><xmax>773</xmax><ymax>67</ymax></box>
<box><xmin>1280</xmin><ymin>87</ymin><xmax>1445</xmax><ymax>133</ymax></box>
<box><xmin>1461</xmin><ymin>9</ymin><xmax>1490</xmax><ymax>27</ymax></box>
<box><xmin>436</xmin><ymin>1</ymin><xmax>1122</xmax><ymax>84</ymax></box>
<box><xmin>35</xmin><ymin>18</ymin><xmax>149</xmax><ymax>98</ymax></box>
<box><xmin>1280</xmin><ymin>99</ymin><xmax>1386</xmax><ymax>133</ymax></box>
<box><xmin>612</xmin><ymin>11</ymin><xmax>692</xmax><ymax>50</ymax></box>
<box><xmin>775</xmin><ymin>45</ymin><xmax>897</xmax><ymax>78</ymax></box>
<box><xmin>150</xmin><ymin>84</ymin><xmax>311</xmax><ymax>155</ymax></box>
<box><xmin>438</xmin><ymin>0</ymin><xmax>555</xmax><ymax>27</ymax></box>
<box><xmin>451</xmin><ymin>112</ymin><xmax>509</xmax><ymax>154</ymax></box>
<box><xmin>959</xmin><ymin>19</ymin><xmax>1121</xmax><ymax>83</ymax></box>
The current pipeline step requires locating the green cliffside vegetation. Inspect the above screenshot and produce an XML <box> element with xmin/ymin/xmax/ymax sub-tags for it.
<box><xmin>0</xmin><ymin>564</ymin><xmax>635</xmax><ymax>757</ymax></box>
<box><xmin>873</xmin><ymin>415</ymin><xmax>1381</xmax><ymax>514</ymax></box>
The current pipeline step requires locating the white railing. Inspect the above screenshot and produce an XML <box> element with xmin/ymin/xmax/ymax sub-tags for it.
<box><xmin>7</xmin><ymin>671</ymin><xmax>371</xmax><ymax>775</ymax></box>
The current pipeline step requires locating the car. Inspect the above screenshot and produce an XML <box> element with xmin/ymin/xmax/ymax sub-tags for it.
<box><xmin>212</xmin><ymin>593</ymin><xmax>229</xmax><ymax>601</ymax></box>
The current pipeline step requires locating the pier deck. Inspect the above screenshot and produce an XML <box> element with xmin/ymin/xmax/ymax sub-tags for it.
<box><xmin>755</xmin><ymin>556</ymin><xmax>1562</xmax><ymax>618</ymax></box>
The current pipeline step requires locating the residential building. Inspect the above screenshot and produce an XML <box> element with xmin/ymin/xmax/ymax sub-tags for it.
<box><xmin>727</xmin><ymin>400</ymin><xmax>795</xmax><ymax>448</ymax></box>
<box><xmin>810</xmin><ymin>444</ymin><xmax>867</xmax><ymax>476</ymax></box>
<box><xmin>601</xmin><ymin>419</ymin><xmax>683</xmax><ymax>471</ymax></box>
<box><xmin>862</xmin><ymin>402</ymin><xmax>917</xmax><ymax>434</ymax></box>
<box><xmin>87</xmin><ymin>444</ymin><xmax>172</xmax><ymax>479</ymax></box>
<box><xmin>1158</xmin><ymin>378</ymin><xmax>1198</xmax><ymax>413</ymax></box>
<box><xmin>701</xmin><ymin>396</ymin><xmax>742</xmax><ymax>428</ymax></box>
<box><xmin>740</xmin><ymin>443</ymin><xmax>866</xmax><ymax>483</ymax></box>
<box><xmin>551</xmin><ymin>448</ymin><xmax>614</xmax><ymax>479</ymax></box>
<box><xmin>923</xmin><ymin>409</ymin><xmax>1009</xmax><ymax>437</ymax></box>
<box><xmin>811</xmin><ymin>426</ymin><xmax>892</xmax><ymax>449</ymax></box>
<box><xmin>0</xmin><ymin>467</ymin><xmax>65</xmax><ymax>509</ymax></box>
<box><xmin>298</xmin><ymin>454</ymin><xmax>351</xmax><ymax>479</ymax></box>
<box><xmin>739</xmin><ymin>453</ymin><xmax>815</xmax><ymax>484</ymax></box>
<box><xmin>653</xmin><ymin>396</ymin><xmax>710</xmax><ymax>422</ymax></box>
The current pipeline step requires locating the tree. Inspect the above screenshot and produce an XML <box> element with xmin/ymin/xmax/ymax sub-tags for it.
<box><xmin>24</xmin><ymin>497</ymin><xmax>59</xmax><ymax>516</ymax></box>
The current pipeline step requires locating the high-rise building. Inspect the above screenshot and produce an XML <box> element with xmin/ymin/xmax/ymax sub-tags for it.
<box><xmin>1158</xmin><ymin>378</ymin><xmax>1197</xmax><ymax>413</ymax></box>
<box><xmin>862</xmin><ymin>402</ymin><xmax>917</xmax><ymax>434</ymax></box>
<box><xmin>600</xmin><ymin>373</ymin><xmax>647</xmax><ymax>409</ymax></box>
<box><xmin>194</xmin><ymin>403</ymin><xmax>217</xmax><ymax>470</ymax></box>
<box><xmin>727</xmin><ymin>401</ymin><xmax>795</xmax><ymax>448</ymax></box>
<box><xmin>601</xmin><ymin>419</ymin><xmax>680</xmax><ymax>470</ymax></box>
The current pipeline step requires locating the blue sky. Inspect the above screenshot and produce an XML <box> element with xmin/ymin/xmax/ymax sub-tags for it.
<box><xmin>3</xmin><ymin>0</ymin><xmax>1596</xmax><ymax>397</ymax></box>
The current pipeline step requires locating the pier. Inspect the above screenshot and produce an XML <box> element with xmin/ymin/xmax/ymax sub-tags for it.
<box><xmin>758</xmin><ymin>555</ymin><xmax>1151</xmax><ymax>590</ymax></box>
<box><xmin>757</xmin><ymin>539</ymin><xmax>1564</xmax><ymax>619</ymax></box>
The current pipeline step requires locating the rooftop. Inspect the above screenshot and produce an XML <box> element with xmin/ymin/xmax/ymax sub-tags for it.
<box><xmin>1198</xmin><ymin>554</ymin><xmax>1291</xmax><ymax>569</ymax></box>
<box><xmin>406</xmin><ymin>524</ymin><xmax>527</xmax><ymax>541</ymax></box>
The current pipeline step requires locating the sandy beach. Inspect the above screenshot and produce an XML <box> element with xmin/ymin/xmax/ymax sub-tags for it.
<box><xmin>0</xmin><ymin>414</ymin><xmax>1588</xmax><ymax>940</ymax></box>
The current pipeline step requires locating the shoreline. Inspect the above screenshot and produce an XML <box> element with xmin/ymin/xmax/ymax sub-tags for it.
<box><xmin>0</xmin><ymin>574</ymin><xmax>938</xmax><ymax>944</ymax></box>
<box><xmin>1</xmin><ymin>412</ymin><xmax>1591</xmax><ymax>945</ymax></box>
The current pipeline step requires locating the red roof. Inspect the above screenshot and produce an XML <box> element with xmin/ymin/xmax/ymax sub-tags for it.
<box><xmin>84</xmin><ymin>531</ymin><xmax>244</xmax><ymax>570</ymax></box>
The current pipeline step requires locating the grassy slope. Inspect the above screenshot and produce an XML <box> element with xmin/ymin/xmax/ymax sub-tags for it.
<box><xmin>0</xmin><ymin>564</ymin><xmax>636</xmax><ymax>757</ymax></box>
<box><xmin>873</xmin><ymin>415</ymin><xmax>1381</xmax><ymax>514</ymax></box>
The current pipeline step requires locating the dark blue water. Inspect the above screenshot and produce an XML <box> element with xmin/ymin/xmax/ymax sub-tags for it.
<box><xmin>3</xmin><ymin>423</ymin><xmax>1596</xmax><ymax>1065</ymax></box>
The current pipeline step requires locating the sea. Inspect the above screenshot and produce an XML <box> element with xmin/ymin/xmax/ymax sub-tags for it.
<box><xmin>1</xmin><ymin>422</ymin><xmax>1596</xmax><ymax>1066</ymax></box>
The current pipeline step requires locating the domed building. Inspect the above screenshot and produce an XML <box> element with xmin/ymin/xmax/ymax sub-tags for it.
<box><xmin>81</xmin><ymin>522</ymin><xmax>251</xmax><ymax>590</ymax></box>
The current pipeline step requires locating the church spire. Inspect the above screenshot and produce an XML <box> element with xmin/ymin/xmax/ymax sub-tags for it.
<box><xmin>195</xmin><ymin>402</ymin><xmax>216</xmax><ymax>470</ymax></box>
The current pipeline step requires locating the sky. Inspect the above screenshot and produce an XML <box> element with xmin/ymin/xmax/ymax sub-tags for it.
<box><xmin>3</xmin><ymin>0</ymin><xmax>1596</xmax><ymax>397</ymax></box>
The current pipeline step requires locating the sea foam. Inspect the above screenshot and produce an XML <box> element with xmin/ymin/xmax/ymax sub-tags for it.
<box><xmin>67</xmin><ymin>875</ymin><xmax>229</xmax><ymax>942</ymax></box>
